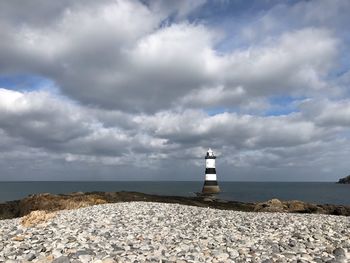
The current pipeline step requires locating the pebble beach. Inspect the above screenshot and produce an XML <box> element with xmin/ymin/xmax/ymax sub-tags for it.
<box><xmin>0</xmin><ymin>202</ymin><xmax>349</xmax><ymax>263</ymax></box>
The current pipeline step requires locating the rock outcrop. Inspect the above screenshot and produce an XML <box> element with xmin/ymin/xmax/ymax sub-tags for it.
<box><xmin>1</xmin><ymin>192</ymin><xmax>350</xmax><ymax>220</ymax></box>
<box><xmin>254</xmin><ymin>198</ymin><xmax>350</xmax><ymax>215</ymax></box>
<box><xmin>338</xmin><ymin>175</ymin><xmax>350</xmax><ymax>184</ymax></box>
<box><xmin>254</xmin><ymin>199</ymin><xmax>324</xmax><ymax>214</ymax></box>
<box><xmin>18</xmin><ymin>192</ymin><xmax>107</xmax><ymax>216</ymax></box>
<box><xmin>254</xmin><ymin>198</ymin><xmax>285</xmax><ymax>212</ymax></box>
<box><xmin>21</xmin><ymin>210</ymin><xmax>56</xmax><ymax>227</ymax></box>
<box><xmin>0</xmin><ymin>191</ymin><xmax>254</xmax><ymax>220</ymax></box>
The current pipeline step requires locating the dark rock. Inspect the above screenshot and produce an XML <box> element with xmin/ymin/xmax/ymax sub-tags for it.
<box><xmin>333</xmin><ymin>247</ymin><xmax>346</xmax><ymax>258</ymax></box>
<box><xmin>271</xmin><ymin>244</ymin><xmax>280</xmax><ymax>253</ymax></box>
<box><xmin>25</xmin><ymin>253</ymin><xmax>36</xmax><ymax>261</ymax></box>
<box><xmin>255</xmin><ymin>198</ymin><xmax>350</xmax><ymax>216</ymax></box>
<box><xmin>337</xmin><ymin>175</ymin><xmax>350</xmax><ymax>184</ymax></box>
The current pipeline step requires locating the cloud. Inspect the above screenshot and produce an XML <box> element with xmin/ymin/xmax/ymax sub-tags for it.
<box><xmin>148</xmin><ymin>0</ymin><xmax>207</xmax><ymax>19</ymax></box>
<box><xmin>0</xmin><ymin>88</ymin><xmax>328</xmax><ymax>163</ymax></box>
<box><xmin>239</xmin><ymin>0</ymin><xmax>350</xmax><ymax>42</ymax></box>
<box><xmin>135</xmin><ymin>110</ymin><xmax>322</xmax><ymax>150</ymax></box>
<box><xmin>0</xmin><ymin>0</ymin><xmax>339</xmax><ymax>113</ymax></box>
<box><xmin>300</xmin><ymin>99</ymin><xmax>350</xmax><ymax>127</ymax></box>
<box><xmin>0</xmin><ymin>0</ymin><xmax>350</xmax><ymax>180</ymax></box>
<box><xmin>222</xmin><ymin>28</ymin><xmax>337</xmax><ymax>95</ymax></box>
<box><xmin>0</xmin><ymin>89</ymin><xmax>167</xmax><ymax>166</ymax></box>
<box><xmin>0</xmin><ymin>89</ymin><xmax>92</xmax><ymax>147</ymax></box>
<box><xmin>0</xmin><ymin>86</ymin><xmax>349</xmax><ymax>180</ymax></box>
<box><xmin>180</xmin><ymin>85</ymin><xmax>246</xmax><ymax>108</ymax></box>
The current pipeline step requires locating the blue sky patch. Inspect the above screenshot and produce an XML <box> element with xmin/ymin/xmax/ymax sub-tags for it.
<box><xmin>264</xmin><ymin>95</ymin><xmax>305</xmax><ymax>116</ymax></box>
<box><xmin>205</xmin><ymin>107</ymin><xmax>230</xmax><ymax>116</ymax></box>
<box><xmin>0</xmin><ymin>74</ymin><xmax>57</xmax><ymax>93</ymax></box>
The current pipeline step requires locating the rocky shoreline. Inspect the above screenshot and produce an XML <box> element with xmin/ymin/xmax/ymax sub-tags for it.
<box><xmin>1</xmin><ymin>191</ymin><xmax>350</xmax><ymax>262</ymax></box>
<box><xmin>0</xmin><ymin>202</ymin><xmax>349</xmax><ymax>263</ymax></box>
<box><xmin>1</xmin><ymin>191</ymin><xmax>350</xmax><ymax>220</ymax></box>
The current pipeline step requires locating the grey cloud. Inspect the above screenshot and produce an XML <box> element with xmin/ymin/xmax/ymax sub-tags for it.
<box><xmin>0</xmin><ymin>0</ymin><xmax>114</xmax><ymax>27</ymax></box>
<box><xmin>0</xmin><ymin>0</ymin><xmax>339</xmax><ymax>113</ymax></box>
<box><xmin>0</xmin><ymin>88</ymin><xmax>330</xmax><ymax>165</ymax></box>
<box><xmin>300</xmin><ymin>99</ymin><xmax>350</xmax><ymax>127</ymax></box>
<box><xmin>0</xmin><ymin>89</ymin><xmax>92</xmax><ymax>148</ymax></box>
<box><xmin>239</xmin><ymin>0</ymin><xmax>350</xmax><ymax>43</ymax></box>
<box><xmin>136</xmin><ymin>110</ymin><xmax>324</xmax><ymax>150</ymax></box>
<box><xmin>59</xmin><ymin>27</ymin><xmax>337</xmax><ymax>111</ymax></box>
<box><xmin>54</xmin><ymin>22</ymin><xmax>216</xmax><ymax>112</ymax></box>
<box><xmin>147</xmin><ymin>0</ymin><xmax>207</xmax><ymax>19</ymax></box>
<box><xmin>222</xmin><ymin>29</ymin><xmax>337</xmax><ymax>97</ymax></box>
<box><xmin>0</xmin><ymin>89</ymin><xmax>168</xmax><ymax>165</ymax></box>
<box><xmin>0</xmin><ymin>0</ymin><xmax>350</xmax><ymax>181</ymax></box>
<box><xmin>0</xmin><ymin>87</ymin><xmax>349</xmax><ymax>180</ymax></box>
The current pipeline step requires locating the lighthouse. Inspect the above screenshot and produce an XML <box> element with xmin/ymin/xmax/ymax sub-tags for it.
<box><xmin>202</xmin><ymin>148</ymin><xmax>220</xmax><ymax>194</ymax></box>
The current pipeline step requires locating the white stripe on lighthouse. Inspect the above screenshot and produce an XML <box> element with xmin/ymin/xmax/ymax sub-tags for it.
<box><xmin>205</xmin><ymin>174</ymin><xmax>217</xmax><ymax>181</ymax></box>
<box><xmin>202</xmin><ymin>148</ymin><xmax>220</xmax><ymax>193</ymax></box>
<box><xmin>205</xmin><ymin>159</ymin><xmax>215</xmax><ymax>168</ymax></box>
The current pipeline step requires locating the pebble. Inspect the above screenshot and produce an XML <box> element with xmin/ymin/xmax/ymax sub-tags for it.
<box><xmin>0</xmin><ymin>202</ymin><xmax>349</xmax><ymax>262</ymax></box>
<box><xmin>78</xmin><ymin>255</ymin><xmax>92</xmax><ymax>263</ymax></box>
<box><xmin>333</xmin><ymin>247</ymin><xmax>346</xmax><ymax>258</ymax></box>
<box><xmin>52</xmin><ymin>256</ymin><xmax>70</xmax><ymax>263</ymax></box>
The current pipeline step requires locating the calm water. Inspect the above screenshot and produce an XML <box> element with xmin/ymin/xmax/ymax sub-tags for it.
<box><xmin>0</xmin><ymin>181</ymin><xmax>349</xmax><ymax>205</ymax></box>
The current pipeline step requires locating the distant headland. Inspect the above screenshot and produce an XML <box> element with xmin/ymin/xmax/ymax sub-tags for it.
<box><xmin>337</xmin><ymin>175</ymin><xmax>350</xmax><ymax>184</ymax></box>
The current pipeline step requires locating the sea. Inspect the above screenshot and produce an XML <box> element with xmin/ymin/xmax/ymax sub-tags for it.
<box><xmin>0</xmin><ymin>181</ymin><xmax>349</xmax><ymax>205</ymax></box>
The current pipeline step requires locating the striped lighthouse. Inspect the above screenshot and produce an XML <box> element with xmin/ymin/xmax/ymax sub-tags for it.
<box><xmin>202</xmin><ymin>148</ymin><xmax>220</xmax><ymax>194</ymax></box>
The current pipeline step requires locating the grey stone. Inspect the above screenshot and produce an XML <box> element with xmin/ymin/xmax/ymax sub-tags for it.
<box><xmin>75</xmin><ymin>250</ymin><xmax>95</xmax><ymax>257</ymax></box>
<box><xmin>78</xmin><ymin>254</ymin><xmax>92</xmax><ymax>263</ymax></box>
<box><xmin>333</xmin><ymin>248</ymin><xmax>346</xmax><ymax>258</ymax></box>
<box><xmin>52</xmin><ymin>256</ymin><xmax>71</xmax><ymax>263</ymax></box>
<box><xmin>0</xmin><ymin>202</ymin><xmax>349</xmax><ymax>263</ymax></box>
<box><xmin>102</xmin><ymin>258</ymin><xmax>116</xmax><ymax>263</ymax></box>
<box><xmin>228</xmin><ymin>249</ymin><xmax>239</xmax><ymax>259</ymax></box>
<box><xmin>25</xmin><ymin>253</ymin><xmax>36</xmax><ymax>261</ymax></box>
<box><xmin>216</xmin><ymin>252</ymin><xmax>229</xmax><ymax>260</ymax></box>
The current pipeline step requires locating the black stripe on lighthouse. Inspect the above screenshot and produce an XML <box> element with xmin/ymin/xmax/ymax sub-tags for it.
<box><xmin>203</xmin><ymin>180</ymin><xmax>218</xmax><ymax>186</ymax></box>
<box><xmin>205</xmin><ymin>168</ymin><xmax>216</xmax><ymax>174</ymax></box>
<box><xmin>202</xmin><ymin>148</ymin><xmax>220</xmax><ymax>194</ymax></box>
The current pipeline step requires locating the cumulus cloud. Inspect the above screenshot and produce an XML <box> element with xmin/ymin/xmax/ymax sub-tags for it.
<box><xmin>0</xmin><ymin>89</ymin><xmax>167</xmax><ymax>167</ymax></box>
<box><xmin>135</xmin><ymin>110</ymin><xmax>323</xmax><ymax>150</ymax></box>
<box><xmin>300</xmin><ymin>99</ymin><xmax>350</xmax><ymax>127</ymax></box>
<box><xmin>222</xmin><ymin>28</ymin><xmax>337</xmax><ymax>95</ymax></box>
<box><xmin>0</xmin><ymin>0</ymin><xmax>339</xmax><ymax>112</ymax></box>
<box><xmin>0</xmin><ymin>89</ymin><xmax>92</xmax><ymax>146</ymax></box>
<box><xmin>0</xmin><ymin>0</ymin><xmax>350</xmax><ymax>180</ymax></box>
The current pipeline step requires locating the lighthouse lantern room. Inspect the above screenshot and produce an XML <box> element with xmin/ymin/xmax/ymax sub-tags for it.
<box><xmin>202</xmin><ymin>148</ymin><xmax>220</xmax><ymax>194</ymax></box>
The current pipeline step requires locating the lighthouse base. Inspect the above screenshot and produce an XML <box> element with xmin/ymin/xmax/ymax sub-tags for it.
<box><xmin>202</xmin><ymin>181</ymin><xmax>220</xmax><ymax>194</ymax></box>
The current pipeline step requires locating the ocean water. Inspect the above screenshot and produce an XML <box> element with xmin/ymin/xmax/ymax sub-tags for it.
<box><xmin>0</xmin><ymin>181</ymin><xmax>349</xmax><ymax>205</ymax></box>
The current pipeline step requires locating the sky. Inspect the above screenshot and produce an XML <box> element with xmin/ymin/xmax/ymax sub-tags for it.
<box><xmin>0</xmin><ymin>0</ymin><xmax>349</xmax><ymax>181</ymax></box>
